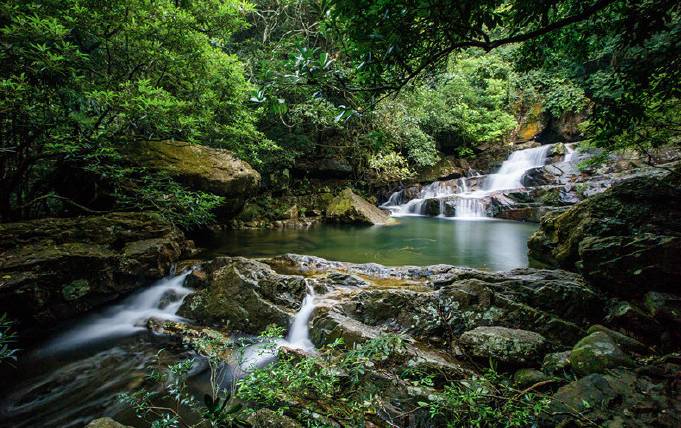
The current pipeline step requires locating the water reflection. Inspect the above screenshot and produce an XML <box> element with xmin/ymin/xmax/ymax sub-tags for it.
<box><xmin>201</xmin><ymin>217</ymin><xmax>538</xmax><ymax>271</ymax></box>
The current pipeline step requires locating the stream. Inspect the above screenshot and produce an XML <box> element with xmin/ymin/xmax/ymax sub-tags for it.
<box><xmin>0</xmin><ymin>143</ymin><xmax>561</xmax><ymax>427</ymax></box>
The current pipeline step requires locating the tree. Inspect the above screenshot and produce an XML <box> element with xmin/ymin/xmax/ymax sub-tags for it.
<box><xmin>0</xmin><ymin>0</ymin><xmax>266</xmax><ymax>225</ymax></box>
<box><xmin>329</xmin><ymin>0</ymin><xmax>680</xmax><ymax>155</ymax></box>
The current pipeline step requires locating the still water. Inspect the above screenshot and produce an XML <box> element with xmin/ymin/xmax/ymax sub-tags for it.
<box><xmin>202</xmin><ymin>216</ymin><xmax>538</xmax><ymax>271</ymax></box>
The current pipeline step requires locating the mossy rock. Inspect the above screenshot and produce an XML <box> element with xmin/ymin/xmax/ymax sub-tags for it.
<box><xmin>62</xmin><ymin>279</ymin><xmax>91</xmax><ymax>301</ymax></box>
<box><xmin>528</xmin><ymin>170</ymin><xmax>681</xmax><ymax>295</ymax></box>
<box><xmin>459</xmin><ymin>326</ymin><xmax>547</xmax><ymax>365</ymax></box>
<box><xmin>570</xmin><ymin>331</ymin><xmax>634</xmax><ymax>376</ymax></box>
<box><xmin>326</xmin><ymin>188</ymin><xmax>396</xmax><ymax>225</ymax></box>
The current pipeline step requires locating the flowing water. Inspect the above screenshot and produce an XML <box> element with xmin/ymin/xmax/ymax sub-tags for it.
<box><xmin>236</xmin><ymin>284</ymin><xmax>317</xmax><ymax>374</ymax></box>
<box><xmin>0</xmin><ymin>274</ymin><xmax>319</xmax><ymax>428</ymax></box>
<box><xmin>0</xmin><ymin>143</ymin><xmax>564</xmax><ymax>427</ymax></box>
<box><xmin>0</xmin><ymin>272</ymin><xmax>195</xmax><ymax>428</ymax></box>
<box><xmin>382</xmin><ymin>144</ymin><xmax>555</xmax><ymax>218</ymax></box>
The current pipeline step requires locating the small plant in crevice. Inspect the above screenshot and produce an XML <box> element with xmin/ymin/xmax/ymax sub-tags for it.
<box><xmin>0</xmin><ymin>313</ymin><xmax>18</xmax><ymax>365</ymax></box>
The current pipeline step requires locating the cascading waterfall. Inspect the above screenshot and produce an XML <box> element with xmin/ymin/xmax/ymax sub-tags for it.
<box><xmin>483</xmin><ymin>144</ymin><xmax>553</xmax><ymax>191</ymax></box>
<box><xmin>382</xmin><ymin>144</ymin><xmax>554</xmax><ymax>219</ymax></box>
<box><xmin>41</xmin><ymin>270</ymin><xmax>193</xmax><ymax>354</ymax></box>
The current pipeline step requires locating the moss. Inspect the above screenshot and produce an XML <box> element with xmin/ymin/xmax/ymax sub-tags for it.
<box><xmin>570</xmin><ymin>332</ymin><xmax>634</xmax><ymax>376</ymax></box>
<box><xmin>62</xmin><ymin>279</ymin><xmax>91</xmax><ymax>301</ymax></box>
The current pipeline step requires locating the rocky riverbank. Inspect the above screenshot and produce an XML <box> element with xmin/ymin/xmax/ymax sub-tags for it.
<box><xmin>0</xmin><ymin>212</ymin><xmax>193</xmax><ymax>333</ymax></box>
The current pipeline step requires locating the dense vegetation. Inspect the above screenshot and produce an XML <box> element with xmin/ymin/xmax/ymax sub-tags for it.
<box><xmin>1</xmin><ymin>0</ymin><xmax>678</xmax><ymax>227</ymax></box>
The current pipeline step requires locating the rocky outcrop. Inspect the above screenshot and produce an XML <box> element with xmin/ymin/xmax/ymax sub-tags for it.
<box><xmin>528</xmin><ymin>170</ymin><xmax>681</xmax><ymax>295</ymax></box>
<box><xmin>266</xmin><ymin>255</ymin><xmax>605</xmax><ymax>349</ymax></box>
<box><xmin>459</xmin><ymin>326</ymin><xmax>547</xmax><ymax>365</ymax></box>
<box><xmin>129</xmin><ymin>140</ymin><xmax>261</xmax><ymax>215</ymax></box>
<box><xmin>544</xmin><ymin>363</ymin><xmax>681</xmax><ymax>427</ymax></box>
<box><xmin>161</xmin><ymin>254</ymin><xmax>681</xmax><ymax>427</ymax></box>
<box><xmin>326</xmin><ymin>188</ymin><xmax>396</xmax><ymax>225</ymax></box>
<box><xmin>178</xmin><ymin>257</ymin><xmax>308</xmax><ymax>333</ymax></box>
<box><xmin>0</xmin><ymin>212</ymin><xmax>188</xmax><ymax>330</ymax></box>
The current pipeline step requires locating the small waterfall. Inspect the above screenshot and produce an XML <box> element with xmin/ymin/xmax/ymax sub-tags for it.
<box><xmin>381</xmin><ymin>144</ymin><xmax>554</xmax><ymax>219</ymax></box>
<box><xmin>564</xmin><ymin>143</ymin><xmax>577</xmax><ymax>162</ymax></box>
<box><xmin>286</xmin><ymin>284</ymin><xmax>316</xmax><ymax>352</ymax></box>
<box><xmin>455</xmin><ymin>197</ymin><xmax>486</xmax><ymax>218</ymax></box>
<box><xmin>41</xmin><ymin>271</ymin><xmax>193</xmax><ymax>354</ymax></box>
<box><xmin>237</xmin><ymin>284</ymin><xmax>317</xmax><ymax>373</ymax></box>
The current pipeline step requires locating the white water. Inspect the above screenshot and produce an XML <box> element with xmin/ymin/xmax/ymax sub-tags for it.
<box><xmin>237</xmin><ymin>284</ymin><xmax>317</xmax><ymax>373</ymax></box>
<box><xmin>286</xmin><ymin>284</ymin><xmax>316</xmax><ymax>351</ymax></box>
<box><xmin>564</xmin><ymin>143</ymin><xmax>577</xmax><ymax>162</ymax></box>
<box><xmin>483</xmin><ymin>144</ymin><xmax>553</xmax><ymax>191</ymax></box>
<box><xmin>382</xmin><ymin>144</ymin><xmax>554</xmax><ymax>219</ymax></box>
<box><xmin>41</xmin><ymin>271</ymin><xmax>193</xmax><ymax>354</ymax></box>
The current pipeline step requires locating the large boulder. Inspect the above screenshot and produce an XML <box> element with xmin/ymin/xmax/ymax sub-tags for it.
<box><xmin>458</xmin><ymin>326</ymin><xmax>547</xmax><ymax>365</ymax></box>
<box><xmin>0</xmin><ymin>212</ymin><xmax>188</xmax><ymax>330</ymax></box>
<box><xmin>326</xmin><ymin>188</ymin><xmax>396</xmax><ymax>225</ymax></box>
<box><xmin>528</xmin><ymin>170</ymin><xmax>681</xmax><ymax>295</ymax></box>
<box><xmin>129</xmin><ymin>140</ymin><xmax>261</xmax><ymax>214</ymax></box>
<box><xmin>178</xmin><ymin>257</ymin><xmax>308</xmax><ymax>333</ymax></box>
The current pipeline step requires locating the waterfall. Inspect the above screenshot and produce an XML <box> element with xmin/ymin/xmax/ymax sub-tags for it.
<box><xmin>381</xmin><ymin>144</ymin><xmax>553</xmax><ymax>219</ymax></box>
<box><xmin>455</xmin><ymin>197</ymin><xmax>486</xmax><ymax>218</ymax></box>
<box><xmin>564</xmin><ymin>143</ymin><xmax>577</xmax><ymax>162</ymax></box>
<box><xmin>41</xmin><ymin>270</ymin><xmax>193</xmax><ymax>354</ymax></box>
<box><xmin>286</xmin><ymin>284</ymin><xmax>316</xmax><ymax>352</ymax></box>
<box><xmin>483</xmin><ymin>144</ymin><xmax>553</xmax><ymax>191</ymax></box>
<box><xmin>237</xmin><ymin>284</ymin><xmax>316</xmax><ymax>373</ymax></box>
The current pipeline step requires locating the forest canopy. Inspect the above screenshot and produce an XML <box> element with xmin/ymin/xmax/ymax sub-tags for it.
<box><xmin>1</xmin><ymin>0</ymin><xmax>678</xmax><ymax>226</ymax></box>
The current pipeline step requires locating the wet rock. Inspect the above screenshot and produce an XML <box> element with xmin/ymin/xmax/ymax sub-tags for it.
<box><xmin>644</xmin><ymin>291</ymin><xmax>681</xmax><ymax>325</ymax></box>
<box><xmin>545</xmin><ymin>367</ymin><xmax>681</xmax><ymax>427</ymax></box>
<box><xmin>542</xmin><ymin>351</ymin><xmax>571</xmax><ymax>375</ymax></box>
<box><xmin>604</xmin><ymin>299</ymin><xmax>661</xmax><ymax>338</ymax></box>
<box><xmin>0</xmin><ymin>212</ymin><xmax>187</xmax><ymax>330</ymax></box>
<box><xmin>528</xmin><ymin>170</ymin><xmax>681</xmax><ymax>296</ymax></box>
<box><xmin>586</xmin><ymin>324</ymin><xmax>647</xmax><ymax>354</ymax></box>
<box><xmin>269</xmin><ymin>255</ymin><xmax>602</xmax><ymax>347</ymax></box>
<box><xmin>326</xmin><ymin>188</ymin><xmax>396</xmax><ymax>225</ymax></box>
<box><xmin>579</xmin><ymin>234</ymin><xmax>681</xmax><ymax>295</ymax></box>
<box><xmin>521</xmin><ymin>162</ymin><xmax>580</xmax><ymax>187</ymax></box>
<box><xmin>570</xmin><ymin>331</ymin><xmax>634</xmax><ymax>376</ymax></box>
<box><xmin>86</xmin><ymin>418</ymin><xmax>134</xmax><ymax>428</ymax></box>
<box><xmin>178</xmin><ymin>257</ymin><xmax>307</xmax><ymax>334</ymax></box>
<box><xmin>513</xmin><ymin>368</ymin><xmax>550</xmax><ymax>388</ymax></box>
<box><xmin>459</xmin><ymin>326</ymin><xmax>547</xmax><ymax>365</ymax></box>
<box><xmin>421</xmin><ymin>198</ymin><xmax>442</xmax><ymax>216</ymax></box>
<box><xmin>310</xmin><ymin>307</ymin><xmax>470</xmax><ymax>379</ymax></box>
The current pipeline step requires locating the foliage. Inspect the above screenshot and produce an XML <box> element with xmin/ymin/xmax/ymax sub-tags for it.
<box><xmin>237</xmin><ymin>333</ymin><xmax>409</xmax><ymax>425</ymax></box>
<box><xmin>516</xmin><ymin>0</ymin><xmax>681</xmax><ymax>154</ymax></box>
<box><xmin>0</xmin><ymin>0</ymin><xmax>265</xmax><ymax>225</ymax></box>
<box><xmin>367</xmin><ymin>152</ymin><xmax>414</xmax><ymax>184</ymax></box>
<box><xmin>120</xmin><ymin>349</ymin><xmax>249</xmax><ymax>428</ymax></box>
<box><xmin>0</xmin><ymin>314</ymin><xmax>18</xmax><ymax>365</ymax></box>
<box><xmin>329</xmin><ymin>0</ymin><xmax>616</xmax><ymax>89</ymax></box>
<box><xmin>419</xmin><ymin>368</ymin><xmax>551</xmax><ymax>427</ymax></box>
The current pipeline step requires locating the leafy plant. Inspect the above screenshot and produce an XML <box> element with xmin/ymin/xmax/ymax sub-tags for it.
<box><xmin>0</xmin><ymin>314</ymin><xmax>18</xmax><ymax>364</ymax></box>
